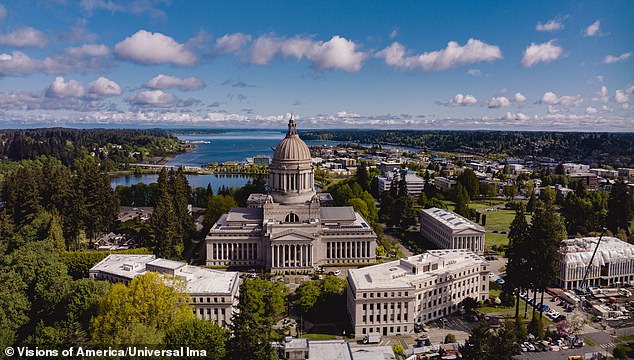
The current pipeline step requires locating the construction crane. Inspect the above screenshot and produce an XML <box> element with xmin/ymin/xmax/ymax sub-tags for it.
<box><xmin>576</xmin><ymin>227</ymin><xmax>607</xmax><ymax>295</ymax></box>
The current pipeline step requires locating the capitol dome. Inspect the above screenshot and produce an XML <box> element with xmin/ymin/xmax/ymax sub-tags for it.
<box><xmin>273</xmin><ymin>118</ymin><xmax>311</xmax><ymax>162</ymax></box>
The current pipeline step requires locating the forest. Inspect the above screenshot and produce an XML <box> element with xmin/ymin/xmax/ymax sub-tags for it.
<box><xmin>299</xmin><ymin>130</ymin><xmax>634</xmax><ymax>168</ymax></box>
<box><xmin>0</xmin><ymin>128</ymin><xmax>185</xmax><ymax>167</ymax></box>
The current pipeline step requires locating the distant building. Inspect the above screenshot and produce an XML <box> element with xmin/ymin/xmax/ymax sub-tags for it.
<box><xmin>277</xmin><ymin>338</ymin><xmax>395</xmax><ymax>360</ymax></box>
<box><xmin>419</xmin><ymin>208</ymin><xmax>485</xmax><ymax>254</ymax></box>
<box><xmin>555</xmin><ymin>184</ymin><xmax>574</xmax><ymax>202</ymax></box>
<box><xmin>379</xmin><ymin>161</ymin><xmax>401</xmax><ymax>174</ymax></box>
<box><xmin>339</xmin><ymin>158</ymin><xmax>357</xmax><ymax>169</ymax></box>
<box><xmin>570</xmin><ymin>172</ymin><xmax>599</xmax><ymax>190</ymax></box>
<box><xmin>618</xmin><ymin>168</ymin><xmax>634</xmax><ymax>181</ymax></box>
<box><xmin>433</xmin><ymin>177</ymin><xmax>456</xmax><ymax>192</ymax></box>
<box><xmin>377</xmin><ymin>171</ymin><xmax>425</xmax><ymax>197</ymax></box>
<box><xmin>562</xmin><ymin>163</ymin><xmax>590</xmax><ymax>175</ymax></box>
<box><xmin>557</xmin><ymin>237</ymin><xmax>634</xmax><ymax>290</ymax></box>
<box><xmin>347</xmin><ymin>250</ymin><xmax>490</xmax><ymax>338</ymax></box>
<box><xmin>253</xmin><ymin>155</ymin><xmax>271</xmax><ymax>166</ymax></box>
<box><xmin>89</xmin><ymin>255</ymin><xmax>240</xmax><ymax>327</ymax></box>
<box><xmin>590</xmin><ymin>168</ymin><xmax>619</xmax><ymax>179</ymax></box>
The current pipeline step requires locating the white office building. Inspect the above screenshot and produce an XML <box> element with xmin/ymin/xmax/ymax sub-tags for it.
<box><xmin>433</xmin><ymin>177</ymin><xmax>457</xmax><ymax>192</ymax></box>
<box><xmin>347</xmin><ymin>250</ymin><xmax>489</xmax><ymax>338</ymax></box>
<box><xmin>89</xmin><ymin>254</ymin><xmax>240</xmax><ymax>327</ymax></box>
<box><xmin>557</xmin><ymin>237</ymin><xmax>634</xmax><ymax>290</ymax></box>
<box><xmin>419</xmin><ymin>208</ymin><xmax>485</xmax><ymax>254</ymax></box>
<box><xmin>377</xmin><ymin>171</ymin><xmax>425</xmax><ymax>197</ymax></box>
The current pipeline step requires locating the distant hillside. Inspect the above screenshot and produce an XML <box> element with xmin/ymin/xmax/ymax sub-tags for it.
<box><xmin>299</xmin><ymin>130</ymin><xmax>634</xmax><ymax>167</ymax></box>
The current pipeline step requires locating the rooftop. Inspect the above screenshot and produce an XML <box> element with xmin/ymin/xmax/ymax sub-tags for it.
<box><xmin>560</xmin><ymin>237</ymin><xmax>634</xmax><ymax>266</ymax></box>
<box><xmin>348</xmin><ymin>249</ymin><xmax>486</xmax><ymax>291</ymax></box>
<box><xmin>180</xmin><ymin>265</ymin><xmax>240</xmax><ymax>295</ymax></box>
<box><xmin>90</xmin><ymin>254</ymin><xmax>155</xmax><ymax>279</ymax></box>
<box><xmin>147</xmin><ymin>258</ymin><xmax>186</xmax><ymax>270</ymax></box>
<box><xmin>421</xmin><ymin>208</ymin><xmax>484</xmax><ymax>232</ymax></box>
<box><xmin>308</xmin><ymin>340</ymin><xmax>352</xmax><ymax>360</ymax></box>
<box><xmin>320</xmin><ymin>206</ymin><xmax>356</xmax><ymax>222</ymax></box>
<box><xmin>226</xmin><ymin>207</ymin><xmax>264</xmax><ymax>222</ymax></box>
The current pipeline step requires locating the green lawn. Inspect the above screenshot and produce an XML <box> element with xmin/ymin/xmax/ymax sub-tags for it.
<box><xmin>302</xmin><ymin>324</ymin><xmax>338</xmax><ymax>340</ymax></box>
<box><xmin>617</xmin><ymin>335</ymin><xmax>634</xmax><ymax>342</ymax></box>
<box><xmin>301</xmin><ymin>333</ymin><xmax>337</xmax><ymax>340</ymax></box>
<box><xmin>584</xmin><ymin>338</ymin><xmax>597</xmax><ymax>346</ymax></box>
<box><xmin>485</xmin><ymin>232</ymin><xmax>509</xmax><ymax>248</ymax></box>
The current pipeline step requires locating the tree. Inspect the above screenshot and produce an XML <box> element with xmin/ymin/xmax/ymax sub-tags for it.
<box><xmin>150</xmin><ymin>179</ymin><xmax>182</xmax><ymax>259</ymax></box>
<box><xmin>356</xmin><ymin>163</ymin><xmax>371</xmax><ymax>191</ymax></box>
<box><xmin>539</xmin><ymin>186</ymin><xmax>556</xmax><ymax>206</ymax></box>
<box><xmin>454</xmin><ymin>183</ymin><xmax>475</xmax><ymax>220</ymax></box>
<box><xmin>506</xmin><ymin>205</ymin><xmax>530</xmax><ymax>318</ymax></box>
<box><xmin>607</xmin><ymin>180</ymin><xmax>633</xmax><ymax>235</ymax></box>
<box><xmin>294</xmin><ymin>280</ymin><xmax>321</xmax><ymax>313</ymax></box>
<box><xmin>444</xmin><ymin>333</ymin><xmax>457</xmax><ymax>343</ymax></box>
<box><xmin>526</xmin><ymin>191</ymin><xmax>537</xmax><ymax>213</ymax></box>
<box><xmin>90</xmin><ymin>272</ymin><xmax>194</xmax><ymax>346</ymax></box>
<box><xmin>503</xmin><ymin>184</ymin><xmax>518</xmax><ymax>200</ymax></box>
<box><xmin>164</xmin><ymin>318</ymin><xmax>229</xmax><ymax>360</ymax></box>
<box><xmin>458</xmin><ymin>168</ymin><xmax>480</xmax><ymax>199</ymax></box>
<box><xmin>204</xmin><ymin>195</ymin><xmax>238</xmax><ymax>229</ymax></box>
<box><xmin>459</xmin><ymin>321</ymin><xmax>492</xmax><ymax>360</ymax></box>
<box><xmin>491</xmin><ymin>320</ymin><xmax>518</xmax><ymax>360</ymax></box>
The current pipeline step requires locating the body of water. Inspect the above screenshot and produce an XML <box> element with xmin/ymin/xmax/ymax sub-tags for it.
<box><xmin>111</xmin><ymin>173</ymin><xmax>258</xmax><ymax>190</ymax></box>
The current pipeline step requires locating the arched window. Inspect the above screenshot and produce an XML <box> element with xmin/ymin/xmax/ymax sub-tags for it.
<box><xmin>284</xmin><ymin>213</ymin><xmax>299</xmax><ymax>223</ymax></box>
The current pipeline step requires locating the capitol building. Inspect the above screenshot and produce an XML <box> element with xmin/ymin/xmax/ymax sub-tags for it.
<box><xmin>205</xmin><ymin>117</ymin><xmax>377</xmax><ymax>271</ymax></box>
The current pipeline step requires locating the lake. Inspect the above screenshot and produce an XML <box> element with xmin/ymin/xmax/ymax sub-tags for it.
<box><xmin>110</xmin><ymin>173</ymin><xmax>260</xmax><ymax>191</ymax></box>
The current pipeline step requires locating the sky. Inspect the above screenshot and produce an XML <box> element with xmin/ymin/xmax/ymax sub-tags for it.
<box><xmin>0</xmin><ymin>0</ymin><xmax>632</xmax><ymax>131</ymax></box>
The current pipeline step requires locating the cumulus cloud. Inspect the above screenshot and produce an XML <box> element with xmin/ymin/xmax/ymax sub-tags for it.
<box><xmin>521</xmin><ymin>40</ymin><xmax>563</xmax><ymax>67</ymax></box>
<box><xmin>513</xmin><ymin>92</ymin><xmax>528</xmax><ymax>103</ymax></box>
<box><xmin>246</xmin><ymin>34</ymin><xmax>367</xmax><ymax>72</ymax></box>
<box><xmin>127</xmin><ymin>90</ymin><xmax>200</xmax><ymax>108</ymax></box>
<box><xmin>114</xmin><ymin>30</ymin><xmax>198</xmax><ymax>66</ymax></box>
<box><xmin>503</xmin><ymin>112</ymin><xmax>530</xmax><ymax>121</ymax></box>
<box><xmin>615</xmin><ymin>89</ymin><xmax>629</xmax><ymax>104</ymax></box>
<box><xmin>604</xmin><ymin>52</ymin><xmax>631</xmax><ymax>64</ymax></box>
<box><xmin>536</xmin><ymin>19</ymin><xmax>563</xmax><ymax>32</ymax></box>
<box><xmin>215</xmin><ymin>33</ymin><xmax>252</xmax><ymax>53</ymax></box>
<box><xmin>44</xmin><ymin>76</ymin><xmax>121</xmax><ymax>100</ymax></box>
<box><xmin>144</xmin><ymin>74</ymin><xmax>205</xmax><ymax>91</ymax></box>
<box><xmin>539</xmin><ymin>91</ymin><xmax>583</xmax><ymax>107</ymax></box>
<box><xmin>586</xmin><ymin>106</ymin><xmax>598</xmax><ymax>114</ymax></box>
<box><xmin>592</xmin><ymin>85</ymin><xmax>609</xmax><ymax>103</ymax></box>
<box><xmin>46</xmin><ymin>77</ymin><xmax>85</xmax><ymax>98</ymax></box>
<box><xmin>0</xmin><ymin>27</ymin><xmax>47</xmax><ymax>48</ymax></box>
<box><xmin>585</xmin><ymin>20</ymin><xmax>601</xmax><ymax>37</ymax></box>
<box><xmin>0</xmin><ymin>47</ymin><xmax>114</xmax><ymax>76</ymax></box>
<box><xmin>87</xmin><ymin>77</ymin><xmax>122</xmax><ymax>98</ymax></box>
<box><xmin>376</xmin><ymin>38</ymin><xmax>502</xmax><ymax>71</ymax></box>
<box><xmin>488</xmin><ymin>96</ymin><xmax>511</xmax><ymax>108</ymax></box>
<box><xmin>447</xmin><ymin>93</ymin><xmax>478</xmax><ymax>106</ymax></box>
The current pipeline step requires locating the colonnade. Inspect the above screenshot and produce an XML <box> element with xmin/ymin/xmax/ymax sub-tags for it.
<box><xmin>212</xmin><ymin>242</ymin><xmax>258</xmax><ymax>261</ymax></box>
<box><xmin>272</xmin><ymin>243</ymin><xmax>312</xmax><ymax>268</ymax></box>
<box><xmin>326</xmin><ymin>240</ymin><xmax>371</xmax><ymax>259</ymax></box>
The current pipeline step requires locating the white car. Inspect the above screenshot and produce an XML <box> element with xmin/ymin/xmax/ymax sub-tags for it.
<box><xmin>488</xmin><ymin>272</ymin><xmax>495</xmax><ymax>278</ymax></box>
<box><xmin>334</xmin><ymin>270</ymin><xmax>341</xmax><ymax>276</ymax></box>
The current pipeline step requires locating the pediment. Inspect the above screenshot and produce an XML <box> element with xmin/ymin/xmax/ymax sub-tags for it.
<box><xmin>271</xmin><ymin>229</ymin><xmax>315</xmax><ymax>241</ymax></box>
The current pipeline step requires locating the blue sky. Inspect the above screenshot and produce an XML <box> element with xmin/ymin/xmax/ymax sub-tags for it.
<box><xmin>0</xmin><ymin>0</ymin><xmax>632</xmax><ymax>130</ymax></box>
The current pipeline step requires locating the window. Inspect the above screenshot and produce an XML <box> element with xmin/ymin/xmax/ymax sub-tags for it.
<box><xmin>284</xmin><ymin>213</ymin><xmax>300</xmax><ymax>223</ymax></box>
<box><xmin>363</xmin><ymin>304</ymin><xmax>367</xmax><ymax>310</ymax></box>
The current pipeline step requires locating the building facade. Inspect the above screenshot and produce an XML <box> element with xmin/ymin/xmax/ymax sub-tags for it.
<box><xmin>419</xmin><ymin>208</ymin><xmax>485</xmax><ymax>254</ymax></box>
<box><xmin>205</xmin><ymin>117</ymin><xmax>377</xmax><ymax>272</ymax></box>
<box><xmin>346</xmin><ymin>250</ymin><xmax>489</xmax><ymax>338</ymax></box>
<box><xmin>433</xmin><ymin>177</ymin><xmax>456</xmax><ymax>192</ymax></box>
<box><xmin>89</xmin><ymin>254</ymin><xmax>240</xmax><ymax>326</ymax></box>
<box><xmin>377</xmin><ymin>171</ymin><xmax>426</xmax><ymax>197</ymax></box>
<box><xmin>557</xmin><ymin>237</ymin><xmax>634</xmax><ymax>290</ymax></box>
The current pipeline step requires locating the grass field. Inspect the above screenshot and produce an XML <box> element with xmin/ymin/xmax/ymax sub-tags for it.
<box><xmin>485</xmin><ymin>232</ymin><xmax>509</xmax><ymax>249</ymax></box>
<box><xmin>302</xmin><ymin>325</ymin><xmax>338</xmax><ymax>340</ymax></box>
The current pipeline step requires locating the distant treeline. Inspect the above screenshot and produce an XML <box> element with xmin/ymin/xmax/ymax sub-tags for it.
<box><xmin>0</xmin><ymin>128</ymin><xmax>181</xmax><ymax>165</ymax></box>
<box><xmin>299</xmin><ymin>130</ymin><xmax>634</xmax><ymax>167</ymax></box>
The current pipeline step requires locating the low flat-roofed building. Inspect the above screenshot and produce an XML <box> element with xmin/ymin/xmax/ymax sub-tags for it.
<box><xmin>347</xmin><ymin>250</ymin><xmax>489</xmax><ymax>338</ymax></box>
<box><xmin>557</xmin><ymin>237</ymin><xmax>634</xmax><ymax>290</ymax></box>
<box><xmin>89</xmin><ymin>254</ymin><xmax>240</xmax><ymax>327</ymax></box>
<box><xmin>433</xmin><ymin>177</ymin><xmax>456</xmax><ymax>192</ymax></box>
<box><xmin>570</xmin><ymin>172</ymin><xmax>599</xmax><ymax>190</ymax></box>
<box><xmin>377</xmin><ymin>171</ymin><xmax>425</xmax><ymax>197</ymax></box>
<box><xmin>420</xmin><ymin>208</ymin><xmax>485</xmax><ymax>254</ymax></box>
<box><xmin>379</xmin><ymin>161</ymin><xmax>401</xmax><ymax>175</ymax></box>
<box><xmin>618</xmin><ymin>168</ymin><xmax>634</xmax><ymax>181</ymax></box>
<box><xmin>590</xmin><ymin>168</ymin><xmax>619</xmax><ymax>179</ymax></box>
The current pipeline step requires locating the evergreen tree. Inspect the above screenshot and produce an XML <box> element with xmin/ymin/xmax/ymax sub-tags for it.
<box><xmin>150</xmin><ymin>169</ymin><xmax>182</xmax><ymax>259</ymax></box>
<box><xmin>526</xmin><ymin>191</ymin><xmax>537</xmax><ymax>213</ymax></box>
<box><xmin>607</xmin><ymin>180</ymin><xmax>633</xmax><ymax>235</ymax></box>
<box><xmin>355</xmin><ymin>163</ymin><xmax>371</xmax><ymax>191</ymax></box>
<box><xmin>506</xmin><ymin>205</ymin><xmax>530</xmax><ymax>318</ymax></box>
<box><xmin>459</xmin><ymin>321</ymin><xmax>492</xmax><ymax>360</ymax></box>
<box><xmin>457</xmin><ymin>168</ymin><xmax>480</xmax><ymax>199</ymax></box>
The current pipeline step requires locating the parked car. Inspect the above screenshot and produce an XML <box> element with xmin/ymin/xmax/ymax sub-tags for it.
<box><xmin>333</xmin><ymin>270</ymin><xmax>341</xmax><ymax>276</ymax></box>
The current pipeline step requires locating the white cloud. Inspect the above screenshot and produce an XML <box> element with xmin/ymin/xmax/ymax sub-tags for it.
<box><xmin>521</xmin><ymin>40</ymin><xmax>563</xmax><ymax>67</ymax></box>
<box><xmin>0</xmin><ymin>51</ymin><xmax>41</xmax><ymax>75</ymax></box>
<box><xmin>389</xmin><ymin>29</ymin><xmax>399</xmax><ymax>40</ymax></box>
<box><xmin>247</xmin><ymin>35</ymin><xmax>367</xmax><ymax>72</ymax></box>
<box><xmin>547</xmin><ymin>105</ymin><xmax>559</xmax><ymax>114</ymax></box>
<box><xmin>488</xmin><ymin>96</ymin><xmax>511</xmax><ymax>108</ymax></box>
<box><xmin>585</xmin><ymin>20</ymin><xmax>601</xmax><ymax>37</ymax></box>
<box><xmin>114</xmin><ymin>30</ymin><xmax>198</xmax><ymax>66</ymax></box>
<box><xmin>46</xmin><ymin>77</ymin><xmax>86</xmax><ymax>98</ymax></box>
<box><xmin>66</xmin><ymin>44</ymin><xmax>110</xmax><ymax>57</ymax></box>
<box><xmin>536</xmin><ymin>19</ymin><xmax>563</xmax><ymax>32</ymax></box>
<box><xmin>127</xmin><ymin>89</ymin><xmax>200</xmax><ymax>108</ymax></box>
<box><xmin>615</xmin><ymin>89</ymin><xmax>629</xmax><ymax>104</ymax></box>
<box><xmin>503</xmin><ymin>112</ymin><xmax>530</xmax><ymax>121</ymax></box>
<box><xmin>466</xmin><ymin>69</ymin><xmax>481</xmax><ymax>76</ymax></box>
<box><xmin>592</xmin><ymin>85</ymin><xmax>609</xmax><ymax>103</ymax></box>
<box><xmin>215</xmin><ymin>33</ymin><xmax>252</xmax><ymax>53</ymax></box>
<box><xmin>376</xmin><ymin>38</ymin><xmax>502</xmax><ymax>71</ymax></box>
<box><xmin>0</xmin><ymin>48</ymin><xmax>114</xmax><ymax>76</ymax></box>
<box><xmin>586</xmin><ymin>106</ymin><xmax>598</xmax><ymax>114</ymax></box>
<box><xmin>627</xmin><ymin>85</ymin><xmax>634</xmax><ymax>95</ymax></box>
<box><xmin>604</xmin><ymin>52</ymin><xmax>631</xmax><ymax>64</ymax></box>
<box><xmin>87</xmin><ymin>77</ymin><xmax>121</xmax><ymax>98</ymax></box>
<box><xmin>539</xmin><ymin>91</ymin><xmax>583</xmax><ymax>107</ymax></box>
<box><xmin>0</xmin><ymin>27</ymin><xmax>47</xmax><ymax>48</ymax></box>
<box><xmin>144</xmin><ymin>74</ymin><xmax>205</xmax><ymax>91</ymax></box>
<box><xmin>513</xmin><ymin>92</ymin><xmax>528</xmax><ymax>103</ymax></box>
<box><xmin>448</xmin><ymin>93</ymin><xmax>478</xmax><ymax>106</ymax></box>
